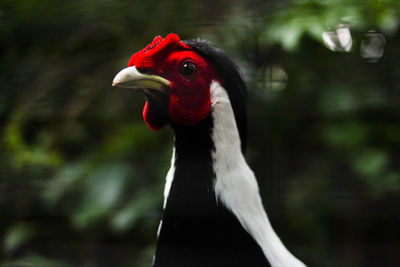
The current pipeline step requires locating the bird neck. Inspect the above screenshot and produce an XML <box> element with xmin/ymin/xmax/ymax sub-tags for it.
<box><xmin>153</xmin><ymin>82</ymin><xmax>269</xmax><ymax>267</ymax></box>
<box><xmin>164</xmin><ymin>80</ymin><xmax>245</xmax><ymax>219</ymax></box>
<box><xmin>154</xmin><ymin>81</ymin><xmax>305</xmax><ymax>267</ymax></box>
<box><xmin>167</xmin><ymin>115</ymin><xmax>216</xmax><ymax>218</ymax></box>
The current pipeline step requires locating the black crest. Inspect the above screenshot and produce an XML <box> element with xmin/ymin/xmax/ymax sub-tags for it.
<box><xmin>183</xmin><ymin>39</ymin><xmax>248</xmax><ymax>152</ymax></box>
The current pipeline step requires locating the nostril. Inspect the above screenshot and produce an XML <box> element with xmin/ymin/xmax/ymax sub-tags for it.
<box><xmin>137</xmin><ymin>68</ymin><xmax>152</xmax><ymax>75</ymax></box>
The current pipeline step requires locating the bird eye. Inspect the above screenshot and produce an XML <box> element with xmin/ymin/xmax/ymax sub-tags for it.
<box><xmin>179</xmin><ymin>61</ymin><xmax>198</xmax><ymax>81</ymax></box>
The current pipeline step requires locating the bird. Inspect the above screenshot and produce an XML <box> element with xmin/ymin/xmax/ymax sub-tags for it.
<box><xmin>112</xmin><ymin>33</ymin><xmax>306</xmax><ymax>267</ymax></box>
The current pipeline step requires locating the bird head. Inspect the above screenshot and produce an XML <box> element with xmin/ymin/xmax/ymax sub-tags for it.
<box><xmin>113</xmin><ymin>33</ymin><xmax>247</xmax><ymax>149</ymax></box>
<box><xmin>112</xmin><ymin>33</ymin><xmax>218</xmax><ymax>130</ymax></box>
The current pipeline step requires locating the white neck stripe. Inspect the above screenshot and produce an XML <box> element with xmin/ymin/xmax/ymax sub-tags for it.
<box><xmin>210</xmin><ymin>80</ymin><xmax>306</xmax><ymax>267</ymax></box>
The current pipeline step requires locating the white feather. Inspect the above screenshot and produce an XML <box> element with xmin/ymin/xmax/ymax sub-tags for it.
<box><xmin>158</xmin><ymin>147</ymin><xmax>175</xmax><ymax>240</ymax></box>
<box><xmin>163</xmin><ymin>147</ymin><xmax>176</xmax><ymax>209</ymax></box>
<box><xmin>210</xmin><ymin>80</ymin><xmax>306</xmax><ymax>267</ymax></box>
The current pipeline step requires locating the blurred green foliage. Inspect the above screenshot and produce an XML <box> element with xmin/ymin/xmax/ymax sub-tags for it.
<box><xmin>1</xmin><ymin>0</ymin><xmax>400</xmax><ymax>266</ymax></box>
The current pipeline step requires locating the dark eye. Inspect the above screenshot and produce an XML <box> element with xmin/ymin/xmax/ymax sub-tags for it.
<box><xmin>179</xmin><ymin>61</ymin><xmax>198</xmax><ymax>81</ymax></box>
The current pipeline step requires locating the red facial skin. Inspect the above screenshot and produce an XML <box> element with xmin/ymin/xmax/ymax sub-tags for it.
<box><xmin>128</xmin><ymin>33</ymin><xmax>218</xmax><ymax>130</ymax></box>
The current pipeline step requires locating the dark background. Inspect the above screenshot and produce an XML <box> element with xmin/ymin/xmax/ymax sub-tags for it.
<box><xmin>1</xmin><ymin>0</ymin><xmax>400</xmax><ymax>266</ymax></box>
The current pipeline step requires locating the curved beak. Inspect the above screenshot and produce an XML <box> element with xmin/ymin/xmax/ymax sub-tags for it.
<box><xmin>112</xmin><ymin>66</ymin><xmax>170</xmax><ymax>94</ymax></box>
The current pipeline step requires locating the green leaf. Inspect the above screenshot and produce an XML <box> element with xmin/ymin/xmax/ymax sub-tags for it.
<box><xmin>3</xmin><ymin>223</ymin><xmax>34</xmax><ymax>254</ymax></box>
<box><xmin>72</xmin><ymin>161</ymin><xmax>130</xmax><ymax>229</ymax></box>
<box><xmin>0</xmin><ymin>253</ymin><xmax>70</xmax><ymax>267</ymax></box>
<box><xmin>352</xmin><ymin>149</ymin><xmax>388</xmax><ymax>176</ymax></box>
<box><xmin>110</xmin><ymin>187</ymin><xmax>161</xmax><ymax>232</ymax></box>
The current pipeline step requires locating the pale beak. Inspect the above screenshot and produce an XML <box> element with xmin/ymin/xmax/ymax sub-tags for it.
<box><xmin>112</xmin><ymin>66</ymin><xmax>170</xmax><ymax>93</ymax></box>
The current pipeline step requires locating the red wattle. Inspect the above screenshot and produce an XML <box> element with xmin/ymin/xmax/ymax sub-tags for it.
<box><xmin>143</xmin><ymin>101</ymin><xmax>163</xmax><ymax>131</ymax></box>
